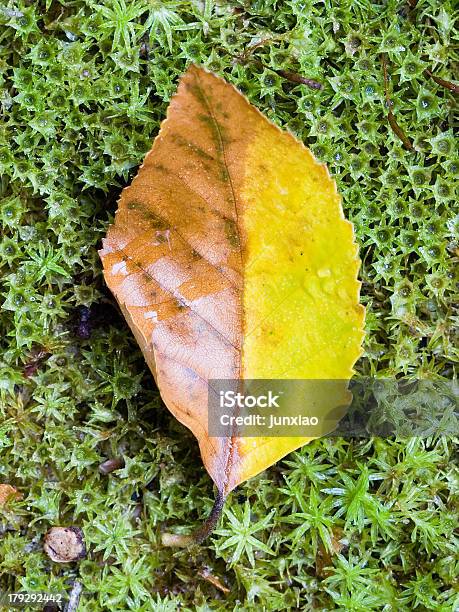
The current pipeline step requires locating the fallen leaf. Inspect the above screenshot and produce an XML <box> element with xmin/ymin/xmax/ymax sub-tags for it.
<box><xmin>198</xmin><ymin>568</ymin><xmax>230</xmax><ymax>593</ymax></box>
<box><xmin>43</xmin><ymin>527</ymin><xmax>86</xmax><ymax>563</ymax></box>
<box><xmin>100</xmin><ymin>65</ymin><xmax>364</xmax><ymax>542</ymax></box>
<box><xmin>0</xmin><ymin>484</ymin><xmax>22</xmax><ymax>506</ymax></box>
<box><xmin>315</xmin><ymin>527</ymin><xmax>344</xmax><ymax>577</ymax></box>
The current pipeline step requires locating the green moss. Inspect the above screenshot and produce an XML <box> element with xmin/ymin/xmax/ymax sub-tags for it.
<box><xmin>0</xmin><ymin>0</ymin><xmax>458</xmax><ymax>610</ymax></box>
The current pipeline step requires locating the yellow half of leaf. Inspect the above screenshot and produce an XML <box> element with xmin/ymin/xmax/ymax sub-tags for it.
<box><xmin>100</xmin><ymin>65</ymin><xmax>364</xmax><ymax>498</ymax></box>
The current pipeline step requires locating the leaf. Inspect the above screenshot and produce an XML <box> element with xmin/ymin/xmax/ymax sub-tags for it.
<box><xmin>43</xmin><ymin>526</ymin><xmax>86</xmax><ymax>563</ymax></box>
<box><xmin>100</xmin><ymin>65</ymin><xmax>364</xmax><ymax>542</ymax></box>
<box><xmin>0</xmin><ymin>484</ymin><xmax>22</xmax><ymax>506</ymax></box>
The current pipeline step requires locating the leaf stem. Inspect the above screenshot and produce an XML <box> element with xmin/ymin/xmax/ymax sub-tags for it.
<box><xmin>162</xmin><ymin>490</ymin><xmax>225</xmax><ymax>547</ymax></box>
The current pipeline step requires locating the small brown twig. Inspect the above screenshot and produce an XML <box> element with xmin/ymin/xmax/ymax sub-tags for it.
<box><xmin>381</xmin><ymin>54</ymin><xmax>414</xmax><ymax>151</ymax></box>
<box><xmin>424</xmin><ymin>69</ymin><xmax>459</xmax><ymax>94</ymax></box>
<box><xmin>241</xmin><ymin>56</ymin><xmax>323</xmax><ymax>91</ymax></box>
<box><xmin>98</xmin><ymin>457</ymin><xmax>125</xmax><ymax>475</ymax></box>
<box><xmin>275</xmin><ymin>69</ymin><xmax>323</xmax><ymax>90</ymax></box>
<box><xmin>234</xmin><ymin>45</ymin><xmax>323</xmax><ymax>91</ymax></box>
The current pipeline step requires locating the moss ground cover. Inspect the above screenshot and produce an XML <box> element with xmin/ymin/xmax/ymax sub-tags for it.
<box><xmin>0</xmin><ymin>1</ymin><xmax>457</xmax><ymax>609</ymax></box>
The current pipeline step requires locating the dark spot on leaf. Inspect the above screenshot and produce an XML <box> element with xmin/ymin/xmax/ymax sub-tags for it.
<box><xmin>186</xmin><ymin>82</ymin><xmax>206</xmax><ymax>105</ymax></box>
<box><xmin>170</xmin><ymin>132</ymin><xmax>214</xmax><ymax>161</ymax></box>
<box><xmin>224</xmin><ymin>217</ymin><xmax>240</xmax><ymax>248</ymax></box>
<box><xmin>155</xmin><ymin>230</ymin><xmax>169</xmax><ymax>243</ymax></box>
<box><xmin>127</xmin><ymin>200</ymin><xmax>141</xmax><ymax>210</ymax></box>
<box><xmin>145</xmin><ymin>211</ymin><xmax>169</xmax><ymax>230</ymax></box>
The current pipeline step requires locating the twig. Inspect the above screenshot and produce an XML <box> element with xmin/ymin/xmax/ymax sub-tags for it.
<box><xmin>275</xmin><ymin>69</ymin><xmax>323</xmax><ymax>90</ymax></box>
<box><xmin>386</xmin><ymin>113</ymin><xmax>414</xmax><ymax>151</ymax></box>
<box><xmin>381</xmin><ymin>54</ymin><xmax>414</xmax><ymax>151</ymax></box>
<box><xmin>64</xmin><ymin>581</ymin><xmax>83</xmax><ymax>612</ymax></box>
<box><xmin>234</xmin><ymin>48</ymin><xmax>323</xmax><ymax>91</ymax></box>
<box><xmin>425</xmin><ymin>69</ymin><xmax>459</xmax><ymax>94</ymax></box>
<box><xmin>246</xmin><ymin>57</ymin><xmax>323</xmax><ymax>90</ymax></box>
<box><xmin>99</xmin><ymin>457</ymin><xmax>125</xmax><ymax>475</ymax></box>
